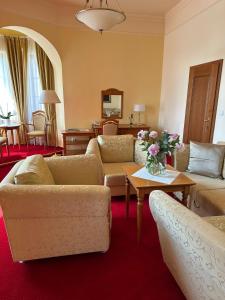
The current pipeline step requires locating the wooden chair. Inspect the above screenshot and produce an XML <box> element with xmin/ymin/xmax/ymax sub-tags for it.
<box><xmin>24</xmin><ymin>110</ymin><xmax>48</xmax><ymax>148</ymax></box>
<box><xmin>0</xmin><ymin>130</ymin><xmax>9</xmax><ymax>158</ymax></box>
<box><xmin>101</xmin><ymin>119</ymin><xmax>119</xmax><ymax>135</ymax></box>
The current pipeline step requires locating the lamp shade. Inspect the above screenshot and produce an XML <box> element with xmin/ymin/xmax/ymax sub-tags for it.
<box><xmin>133</xmin><ymin>104</ymin><xmax>146</xmax><ymax>112</ymax></box>
<box><xmin>75</xmin><ymin>8</ymin><xmax>126</xmax><ymax>32</ymax></box>
<box><xmin>40</xmin><ymin>90</ymin><xmax>61</xmax><ymax>104</ymax></box>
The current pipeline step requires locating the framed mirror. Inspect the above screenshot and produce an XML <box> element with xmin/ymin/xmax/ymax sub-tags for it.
<box><xmin>101</xmin><ymin>88</ymin><xmax>123</xmax><ymax>119</ymax></box>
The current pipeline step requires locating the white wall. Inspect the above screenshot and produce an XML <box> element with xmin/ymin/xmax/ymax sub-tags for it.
<box><xmin>159</xmin><ymin>0</ymin><xmax>225</xmax><ymax>142</ymax></box>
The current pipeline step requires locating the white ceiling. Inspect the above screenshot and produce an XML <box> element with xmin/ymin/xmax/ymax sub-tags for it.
<box><xmin>46</xmin><ymin>0</ymin><xmax>181</xmax><ymax>16</ymax></box>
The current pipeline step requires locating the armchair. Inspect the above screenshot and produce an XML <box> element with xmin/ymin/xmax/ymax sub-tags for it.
<box><xmin>0</xmin><ymin>154</ymin><xmax>111</xmax><ymax>262</ymax></box>
<box><xmin>0</xmin><ymin>131</ymin><xmax>9</xmax><ymax>158</ymax></box>
<box><xmin>86</xmin><ymin>134</ymin><xmax>147</xmax><ymax>196</ymax></box>
<box><xmin>24</xmin><ymin>110</ymin><xmax>49</xmax><ymax>148</ymax></box>
<box><xmin>149</xmin><ymin>190</ymin><xmax>225</xmax><ymax>300</ymax></box>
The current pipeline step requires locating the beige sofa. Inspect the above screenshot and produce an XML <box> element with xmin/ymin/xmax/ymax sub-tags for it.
<box><xmin>150</xmin><ymin>190</ymin><xmax>225</xmax><ymax>300</ymax></box>
<box><xmin>174</xmin><ymin>144</ymin><xmax>225</xmax><ymax>216</ymax></box>
<box><xmin>0</xmin><ymin>154</ymin><xmax>111</xmax><ymax>262</ymax></box>
<box><xmin>86</xmin><ymin>135</ymin><xmax>147</xmax><ymax>196</ymax></box>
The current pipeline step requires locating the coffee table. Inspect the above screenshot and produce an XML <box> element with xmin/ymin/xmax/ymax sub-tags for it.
<box><xmin>123</xmin><ymin>164</ymin><xmax>196</xmax><ymax>243</ymax></box>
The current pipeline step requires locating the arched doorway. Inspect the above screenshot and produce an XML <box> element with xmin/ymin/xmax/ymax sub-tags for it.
<box><xmin>2</xmin><ymin>26</ymin><xmax>65</xmax><ymax>145</ymax></box>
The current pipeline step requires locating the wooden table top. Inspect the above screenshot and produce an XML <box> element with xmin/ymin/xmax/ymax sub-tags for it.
<box><xmin>123</xmin><ymin>164</ymin><xmax>196</xmax><ymax>189</ymax></box>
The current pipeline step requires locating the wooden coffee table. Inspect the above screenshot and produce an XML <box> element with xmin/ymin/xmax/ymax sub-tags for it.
<box><xmin>123</xmin><ymin>164</ymin><xmax>196</xmax><ymax>243</ymax></box>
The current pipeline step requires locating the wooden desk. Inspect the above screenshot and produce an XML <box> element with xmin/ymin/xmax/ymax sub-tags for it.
<box><xmin>62</xmin><ymin>130</ymin><xmax>95</xmax><ymax>156</ymax></box>
<box><xmin>0</xmin><ymin>121</ymin><xmax>21</xmax><ymax>149</ymax></box>
<box><xmin>92</xmin><ymin>124</ymin><xmax>149</xmax><ymax>137</ymax></box>
<box><xmin>123</xmin><ymin>164</ymin><xmax>196</xmax><ymax>243</ymax></box>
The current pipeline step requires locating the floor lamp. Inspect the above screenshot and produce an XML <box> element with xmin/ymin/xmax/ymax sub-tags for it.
<box><xmin>39</xmin><ymin>90</ymin><xmax>61</xmax><ymax>148</ymax></box>
<box><xmin>133</xmin><ymin>104</ymin><xmax>146</xmax><ymax>125</ymax></box>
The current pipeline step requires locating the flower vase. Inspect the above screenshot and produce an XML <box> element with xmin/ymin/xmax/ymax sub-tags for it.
<box><xmin>146</xmin><ymin>161</ymin><xmax>166</xmax><ymax>176</ymax></box>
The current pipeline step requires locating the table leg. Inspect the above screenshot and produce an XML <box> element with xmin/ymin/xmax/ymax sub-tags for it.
<box><xmin>16</xmin><ymin>128</ymin><xmax>21</xmax><ymax>150</ymax></box>
<box><xmin>10</xmin><ymin>129</ymin><xmax>14</xmax><ymax>147</ymax></box>
<box><xmin>125</xmin><ymin>177</ymin><xmax>130</xmax><ymax>217</ymax></box>
<box><xmin>182</xmin><ymin>186</ymin><xmax>190</xmax><ymax>207</ymax></box>
<box><xmin>137</xmin><ymin>190</ymin><xmax>144</xmax><ymax>243</ymax></box>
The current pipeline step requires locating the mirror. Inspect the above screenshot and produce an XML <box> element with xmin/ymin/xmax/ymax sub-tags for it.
<box><xmin>101</xmin><ymin>88</ymin><xmax>123</xmax><ymax>119</ymax></box>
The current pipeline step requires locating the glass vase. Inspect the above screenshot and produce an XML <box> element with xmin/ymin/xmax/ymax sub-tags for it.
<box><xmin>146</xmin><ymin>156</ymin><xmax>167</xmax><ymax>176</ymax></box>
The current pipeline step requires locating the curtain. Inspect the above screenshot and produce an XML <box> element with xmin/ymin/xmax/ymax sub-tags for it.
<box><xmin>26</xmin><ymin>39</ymin><xmax>42</xmax><ymax>122</ymax></box>
<box><xmin>35</xmin><ymin>43</ymin><xmax>56</xmax><ymax>146</ymax></box>
<box><xmin>0</xmin><ymin>37</ymin><xmax>17</xmax><ymax>121</ymax></box>
<box><xmin>5</xmin><ymin>36</ymin><xmax>28</xmax><ymax>143</ymax></box>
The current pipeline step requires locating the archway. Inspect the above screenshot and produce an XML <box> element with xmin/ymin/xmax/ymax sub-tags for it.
<box><xmin>2</xmin><ymin>26</ymin><xmax>65</xmax><ymax>144</ymax></box>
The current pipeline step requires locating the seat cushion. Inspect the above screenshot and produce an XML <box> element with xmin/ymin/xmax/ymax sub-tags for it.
<box><xmin>14</xmin><ymin>154</ymin><xmax>55</xmax><ymax>185</ymax></box>
<box><xmin>188</xmin><ymin>141</ymin><xmax>225</xmax><ymax>178</ymax></box>
<box><xmin>204</xmin><ymin>216</ymin><xmax>225</xmax><ymax>233</ymax></box>
<box><xmin>27</xmin><ymin>130</ymin><xmax>45</xmax><ymax>136</ymax></box>
<box><xmin>0</xmin><ymin>137</ymin><xmax>7</xmax><ymax>144</ymax></box>
<box><xmin>103</xmin><ymin>162</ymin><xmax>137</xmax><ymax>186</ymax></box>
<box><xmin>97</xmin><ymin>135</ymin><xmax>134</xmax><ymax>163</ymax></box>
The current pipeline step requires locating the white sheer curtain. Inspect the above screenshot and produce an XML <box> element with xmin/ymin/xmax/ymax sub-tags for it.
<box><xmin>26</xmin><ymin>39</ymin><xmax>42</xmax><ymax>122</ymax></box>
<box><xmin>0</xmin><ymin>36</ymin><xmax>17</xmax><ymax>121</ymax></box>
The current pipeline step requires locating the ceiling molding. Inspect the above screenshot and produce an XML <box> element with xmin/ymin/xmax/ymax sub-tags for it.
<box><xmin>0</xmin><ymin>0</ymin><xmax>164</xmax><ymax>36</ymax></box>
<box><xmin>165</xmin><ymin>0</ymin><xmax>222</xmax><ymax>34</ymax></box>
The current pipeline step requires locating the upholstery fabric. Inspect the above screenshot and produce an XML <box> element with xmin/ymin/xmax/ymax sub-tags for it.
<box><xmin>103</xmin><ymin>162</ymin><xmax>137</xmax><ymax>186</ymax></box>
<box><xmin>174</xmin><ymin>144</ymin><xmax>190</xmax><ymax>172</ymax></box>
<box><xmin>27</xmin><ymin>130</ymin><xmax>45</xmax><ymax>136</ymax></box>
<box><xmin>149</xmin><ymin>190</ymin><xmax>225</xmax><ymax>300</ymax></box>
<box><xmin>14</xmin><ymin>154</ymin><xmax>55</xmax><ymax>185</ymax></box>
<box><xmin>46</xmin><ymin>154</ymin><xmax>103</xmax><ymax>185</ymax></box>
<box><xmin>97</xmin><ymin>135</ymin><xmax>134</xmax><ymax>163</ymax></box>
<box><xmin>0</xmin><ymin>154</ymin><xmax>111</xmax><ymax>261</ymax></box>
<box><xmin>188</xmin><ymin>141</ymin><xmax>225</xmax><ymax>178</ymax></box>
<box><xmin>204</xmin><ymin>215</ymin><xmax>225</xmax><ymax>233</ymax></box>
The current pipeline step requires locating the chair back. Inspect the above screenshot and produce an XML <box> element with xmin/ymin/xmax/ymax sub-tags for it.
<box><xmin>32</xmin><ymin>110</ymin><xmax>47</xmax><ymax>131</ymax></box>
<box><xmin>102</xmin><ymin>120</ymin><xmax>118</xmax><ymax>135</ymax></box>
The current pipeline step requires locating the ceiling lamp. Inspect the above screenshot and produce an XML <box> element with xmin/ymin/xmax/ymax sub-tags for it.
<box><xmin>75</xmin><ymin>0</ymin><xmax>126</xmax><ymax>33</ymax></box>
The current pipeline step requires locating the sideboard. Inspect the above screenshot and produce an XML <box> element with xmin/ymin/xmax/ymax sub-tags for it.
<box><xmin>92</xmin><ymin>124</ymin><xmax>150</xmax><ymax>137</ymax></box>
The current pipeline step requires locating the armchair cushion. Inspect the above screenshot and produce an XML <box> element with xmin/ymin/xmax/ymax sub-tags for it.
<box><xmin>188</xmin><ymin>141</ymin><xmax>225</xmax><ymax>178</ymax></box>
<box><xmin>14</xmin><ymin>154</ymin><xmax>55</xmax><ymax>185</ymax></box>
<box><xmin>97</xmin><ymin>135</ymin><xmax>134</xmax><ymax>163</ymax></box>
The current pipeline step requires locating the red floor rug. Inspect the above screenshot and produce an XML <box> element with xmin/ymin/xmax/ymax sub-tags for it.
<box><xmin>0</xmin><ymin>145</ymin><xmax>63</xmax><ymax>165</ymax></box>
<box><xmin>0</xmin><ymin>197</ymin><xmax>185</xmax><ymax>300</ymax></box>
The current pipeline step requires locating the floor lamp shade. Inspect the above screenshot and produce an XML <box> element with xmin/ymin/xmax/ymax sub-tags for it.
<box><xmin>39</xmin><ymin>90</ymin><xmax>61</xmax><ymax>104</ymax></box>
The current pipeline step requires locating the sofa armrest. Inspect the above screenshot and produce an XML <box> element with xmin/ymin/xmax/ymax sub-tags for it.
<box><xmin>173</xmin><ymin>144</ymin><xmax>190</xmax><ymax>172</ymax></box>
<box><xmin>134</xmin><ymin>139</ymin><xmax>147</xmax><ymax>164</ymax></box>
<box><xmin>0</xmin><ymin>184</ymin><xmax>111</xmax><ymax>219</ymax></box>
<box><xmin>86</xmin><ymin>138</ymin><xmax>102</xmax><ymax>162</ymax></box>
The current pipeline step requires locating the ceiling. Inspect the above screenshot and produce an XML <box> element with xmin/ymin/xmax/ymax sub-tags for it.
<box><xmin>46</xmin><ymin>0</ymin><xmax>181</xmax><ymax>16</ymax></box>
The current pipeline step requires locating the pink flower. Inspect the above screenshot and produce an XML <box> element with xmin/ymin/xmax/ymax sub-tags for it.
<box><xmin>148</xmin><ymin>143</ymin><xmax>160</xmax><ymax>156</ymax></box>
<box><xmin>149</xmin><ymin>131</ymin><xmax>158</xmax><ymax>139</ymax></box>
<box><xmin>169</xmin><ymin>133</ymin><xmax>179</xmax><ymax>141</ymax></box>
<box><xmin>175</xmin><ymin>143</ymin><xmax>184</xmax><ymax>151</ymax></box>
<box><xmin>137</xmin><ymin>130</ymin><xmax>149</xmax><ymax>140</ymax></box>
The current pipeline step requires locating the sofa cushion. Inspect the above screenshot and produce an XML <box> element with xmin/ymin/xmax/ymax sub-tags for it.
<box><xmin>14</xmin><ymin>154</ymin><xmax>55</xmax><ymax>185</ymax></box>
<box><xmin>97</xmin><ymin>135</ymin><xmax>134</xmax><ymax>163</ymax></box>
<box><xmin>195</xmin><ymin>189</ymin><xmax>225</xmax><ymax>216</ymax></box>
<box><xmin>188</xmin><ymin>141</ymin><xmax>225</xmax><ymax>178</ymax></box>
<box><xmin>204</xmin><ymin>216</ymin><xmax>225</xmax><ymax>233</ymax></box>
<box><xmin>103</xmin><ymin>162</ymin><xmax>137</xmax><ymax>187</ymax></box>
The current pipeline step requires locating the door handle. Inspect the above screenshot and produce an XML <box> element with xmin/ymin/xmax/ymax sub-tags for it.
<box><xmin>204</xmin><ymin>118</ymin><xmax>210</xmax><ymax>122</ymax></box>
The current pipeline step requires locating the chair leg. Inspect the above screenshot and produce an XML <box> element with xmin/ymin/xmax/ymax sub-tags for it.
<box><xmin>0</xmin><ymin>145</ymin><xmax>2</xmax><ymax>158</ymax></box>
<box><xmin>6</xmin><ymin>142</ymin><xmax>9</xmax><ymax>156</ymax></box>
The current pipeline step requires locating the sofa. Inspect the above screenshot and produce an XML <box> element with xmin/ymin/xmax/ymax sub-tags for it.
<box><xmin>86</xmin><ymin>134</ymin><xmax>147</xmax><ymax>196</ymax></box>
<box><xmin>0</xmin><ymin>154</ymin><xmax>111</xmax><ymax>262</ymax></box>
<box><xmin>149</xmin><ymin>190</ymin><xmax>225</xmax><ymax>300</ymax></box>
<box><xmin>174</xmin><ymin>142</ymin><xmax>225</xmax><ymax>216</ymax></box>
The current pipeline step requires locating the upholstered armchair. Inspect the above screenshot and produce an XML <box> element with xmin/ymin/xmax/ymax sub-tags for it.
<box><xmin>0</xmin><ymin>132</ymin><xmax>9</xmax><ymax>157</ymax></box>
<box><xmin>24</xmin><ymin>110</ymin><xmax>49</xmax><ymax>148</ymax></box>
<box><xmin>86</xmin><ymin>134</ymin><xmax>147</xmax><ymax>196</ymax></box>
<box><xmin>0</xmin><ymin>154</ymin><xmax>111</xmax><ymax>262</ymax></box>
<box><xmin>149</xmin><ymin>190</ymin><xmax>225</xmax><ymax>300</ymax></box>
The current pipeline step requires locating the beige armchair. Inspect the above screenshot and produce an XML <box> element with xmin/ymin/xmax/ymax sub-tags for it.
<box><xmin>0</xmin><ymin>154</ymin><xmax>111</xmax><ymax>262</ymax></box>
<box><xmin>86</xmin><ymin>134</ymin><xmax>147</xmax><ymax>196</ymax></box>
<box><xmin>24</xmin><ymin>110</ymin><xmax>49</xmax><ymax>148</ymax></box>
<box><xmin>149</xmin><ymin>190</ymin><xmax>225</xmax><ymax>300</ymax></box>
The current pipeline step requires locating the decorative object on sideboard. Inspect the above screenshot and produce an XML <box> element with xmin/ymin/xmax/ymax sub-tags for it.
<box><xmin>129</xmin><ymin>113</ymin><xmax>134</xmax><ymax>126</ymax></box>
<box><xmin>137</xmin><ymin>130</ymin><xmax>183</xmax><ymax>175</ymax></box>
<box><xmin>133</xmin><ymin>104</ymin><xmax>146</xmax><ymax>125</ymax></box>
<box><xmin>75</xmin><ymin>0</ymin><xmax>126</xmax><ymax>33</ymax></box>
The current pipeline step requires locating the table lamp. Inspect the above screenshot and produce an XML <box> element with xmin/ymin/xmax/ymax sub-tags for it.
<box><xmin>133</xmin><ymin>104</ymin><xmax>146</xmax><ymax>125</ymax></box>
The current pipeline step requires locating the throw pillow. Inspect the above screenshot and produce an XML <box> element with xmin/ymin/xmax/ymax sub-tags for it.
<box><xmin>188</xmin><ymin>141</ymin><xmax>225</xmax><ymax>178</ymax></box>
<box><xmin>14</xmin><ymin>154</ymin><xmax>55</xmax><ymax>185</ymax></box>
<box><xmin>97</xmin><ymin>135</ymin><xmax>134</xmax><ymax>163</ymax></box>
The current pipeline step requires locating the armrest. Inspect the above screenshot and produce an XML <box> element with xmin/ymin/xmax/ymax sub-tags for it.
<box><xmin>134</xmin><ymin>139</ymin><xmax>147</xmax><ymax>164</ymax></box>
<box><xmin>0</xmin><ymin>184</ymin><xmax>111</xmax><ymax>219</ymax></box>
<box><xmin>86</xmin><ymin>138</ymin><xmax>102</xmax><ymax>163</ymax></box>
<box><xmin>173</xmin><ymin>144</ymin><xmax>190</xmax><ymax>172</ymax></box>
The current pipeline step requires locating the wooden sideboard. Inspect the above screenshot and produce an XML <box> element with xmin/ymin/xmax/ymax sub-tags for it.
<box><xmin>92</xmin><ymin>124</ymin><xmax>150</xmax><ymax>137</ymax></box>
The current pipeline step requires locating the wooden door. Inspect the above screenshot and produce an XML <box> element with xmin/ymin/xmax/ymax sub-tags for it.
<box><xmin>183</xmin><ymin>59</ymin><xmax>223</xmax><ymax>143</ymax></box>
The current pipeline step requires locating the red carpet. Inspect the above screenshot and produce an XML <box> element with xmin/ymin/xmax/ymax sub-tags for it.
<box><xmin>0</xmin><ymin>159</ymin><xmax>185</xmax><ymax>300</ymax></box>
<box><xmin>0</xmin><ymin>145</ymin><xmax>63</xmax><ymax>165</ymax></box>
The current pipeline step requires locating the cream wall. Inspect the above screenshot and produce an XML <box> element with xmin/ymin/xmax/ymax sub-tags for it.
<box><xmin>159</xmin><ymin>0</ymin><xmax>225</xmax><ymax>142</ymax></box>
<box><xmin>0</xmin><ymin>6</ymin><xmax>164</xmax><ymax>130</ymax></box>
